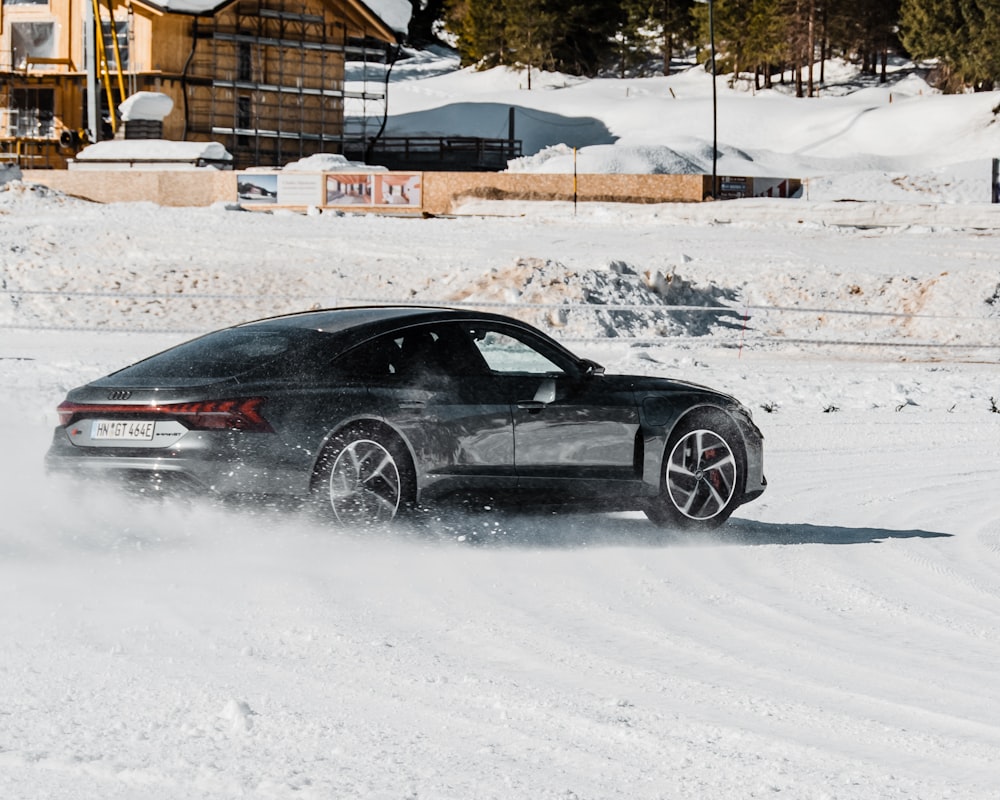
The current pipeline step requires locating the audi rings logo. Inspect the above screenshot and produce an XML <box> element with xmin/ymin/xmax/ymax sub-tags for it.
<box><xmin>107</xmin><ymin>390</ymin><xmax>133</xmax><ymax>401</ymax></box>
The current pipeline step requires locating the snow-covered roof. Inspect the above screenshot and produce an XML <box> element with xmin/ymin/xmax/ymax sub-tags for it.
<box><xmin>134</xmin><ymin>0</ymin><xmax>409</xmax><ymax>37</ymax></box>
<box><xmin>357</xmin><ymin>0</ymin><xmax>411</xmax><ymax>35</ymax></box>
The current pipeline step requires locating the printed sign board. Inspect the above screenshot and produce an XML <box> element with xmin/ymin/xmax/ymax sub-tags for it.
<box><xmin>237</xmin><ymin>171</ymin><xmax>423</xmax><ymax>212</ymax></box>
<box><xmin>326</xmin><ymin>173</ymin><xmax>422</xmax><ymax>208</ymax></box>
<box><xmin>236</xmin><ymin>172</ymin><xmax>277</xmax><ymax>204</ymax></box>
<box><xmin>278</xmin><ymin>173</ymin><xmax>324</xmax><ymax>206</ymax></box>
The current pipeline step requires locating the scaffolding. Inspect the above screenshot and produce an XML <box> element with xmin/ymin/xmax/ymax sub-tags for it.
<box><xmin>0</xmin><ymin>79</ymin><xmax>63</xmax><ymax>168</ymax></box>
<box><xmin>185</xmin><ymin>0</ymin><xmax>389</xmax><ymax>169</ymax></box>
<box><xmin>0</xmin><ymin>5</ymin><xmax>125</xmax><ymax>168</ymax></box>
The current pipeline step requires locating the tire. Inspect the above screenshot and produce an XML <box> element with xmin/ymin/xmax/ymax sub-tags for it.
<box><xmin>645</xmin><ymin>412</ymin><xmax>743</xmax><ymax>530</ymax></box>
<box><xmin>315</xmin><ymin>424</ymin><xmax>415</xmax><ymax>526</ymax></box>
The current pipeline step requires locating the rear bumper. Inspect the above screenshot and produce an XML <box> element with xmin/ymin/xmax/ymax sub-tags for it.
<box><xmin>45</xmin><ymin>426</ymin><xmax>311</xmax><ymax>497</ymax></box>
<box><xmin>45</xmin><ymin>450</ymin><xmax>215</xmax><ymax>493</ymax></box>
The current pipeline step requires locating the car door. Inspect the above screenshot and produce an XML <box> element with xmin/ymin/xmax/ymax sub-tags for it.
<box><xmin>465</xmin><ymin>323</ymin><xmax>643</xmax><ymax>498</ymax></box>
<box><xmin>343</xmin><ymin>322</ymin><xmax>516</xmax><ymax>496</ymax></box>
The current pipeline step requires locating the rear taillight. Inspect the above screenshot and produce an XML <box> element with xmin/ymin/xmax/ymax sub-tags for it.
<box><xmin>56</xmin><ymin>397</ymin><xmax>273</xmax><ymax>433</ymax></box>
<box><xmin>167</xmin><ymin>399</ymin><xmax>273</xmax><ymax>432</ymax></box>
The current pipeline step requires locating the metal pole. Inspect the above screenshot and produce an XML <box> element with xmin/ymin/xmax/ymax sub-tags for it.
<box><xmin>84</xmin><ymin>0</ymin><xmax>99</xmax><ymax>142</ymax></box>
<box><xmin>573</xmin><ymin>147</ymin><xmax>578</xmax><ymax>216</ymax></box>
<box><xmin>709</xmin><ymin>0</ymin><xmax>717</xmax><ymax>198</ymax></box>
<box><xmin>508</xmin><ymin>106</ymin><xmax>515</xmax><ymax>160</ymax></box>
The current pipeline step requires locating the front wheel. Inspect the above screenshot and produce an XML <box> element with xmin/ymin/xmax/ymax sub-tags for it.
<box><xmin>645</xmin><ymin>417</ymin><xmax>742</xmax><ymax>530</ymax></box>
<box><xmin>316</xmin><ymin>426</ymin><xmax>414</xmax><ymax>526</ymax></box>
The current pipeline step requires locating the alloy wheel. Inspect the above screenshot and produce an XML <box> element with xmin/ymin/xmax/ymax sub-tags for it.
<box><xmin>328</xmin><ymin>438</ymin><xmax>402</xmax><ymax>525</ymax></box>
<box><xmin>665</xmin><ymin>429</ymin><xmax>737</xmax><ymax>521</ymax></box>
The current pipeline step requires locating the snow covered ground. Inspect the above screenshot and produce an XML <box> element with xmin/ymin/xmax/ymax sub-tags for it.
<box><xmin>3</xmin><ymin>51</ymin><xmax>1000</xmax><ymax>798</ymax></box>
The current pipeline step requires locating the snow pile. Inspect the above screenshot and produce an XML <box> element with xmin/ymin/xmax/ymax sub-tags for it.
<box><xmin>445</xmin><ymin>257</ymin><xmax>740</xmax><ymax>337</ymax></box>
<box><xmin>0</xmin><ymin>178</ymin><xmax>82</xmax><ymax>209</ymax></box>
<box><xmin>73</xmin><ymin>139</ymin><xmax>232</xmax><ymax>166</ymax></box>
<box><xmin>118</xmin><ymin>91</ymin><xmax>174</xmax><ymax>121</ymax></box>
<box><xmin>508</xmin><ymin>142</ymin><xmax>708</xmax><ymax>174</ymax></box>
<box><xmin>1</xmin><ymin>161</ymin><xmax>22</xmax><ymax>187</ymax></box>
<box><xmin>282</xmin><ymin>153</ymin><xmax>387</xmax><ymax>172</ymax></box>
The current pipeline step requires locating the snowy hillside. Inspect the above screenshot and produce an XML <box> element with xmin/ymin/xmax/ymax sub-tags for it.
<box><xmin>2</xmin><ymin>51</ymin><xmax>1000</xmax><ymax>800</ymax></box>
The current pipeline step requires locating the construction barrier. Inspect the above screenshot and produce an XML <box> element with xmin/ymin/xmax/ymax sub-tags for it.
<box><xmin>23</xmin><ymin>169</ymin><xmax>803</xmax><ymax>213</ymax></box>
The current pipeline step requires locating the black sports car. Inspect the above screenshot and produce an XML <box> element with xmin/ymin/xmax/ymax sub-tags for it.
<box><xmin>47</xmin><ymin>307</ymin><xmax>765</xmax><ymax>529</ymax></box>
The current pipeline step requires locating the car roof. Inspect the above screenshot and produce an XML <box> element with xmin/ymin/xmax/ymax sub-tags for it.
<box><xmin>230</xmin><ymin>305</ymin><xmax>586</xmax><ymax>366</ymax></box>
<box><xmin>236</xmin><ymin>305</ymin><xmax>529</xmax><ymax>336</ymax></box>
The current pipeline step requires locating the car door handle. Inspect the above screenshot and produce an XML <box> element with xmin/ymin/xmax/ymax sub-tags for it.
<box><xmin>398</xmin><ymin>401</ymin><xmax>426</xmax><ymax>410</ymax></box>
<box><xmin>516</xmin><ymin>400</ymin><xmax>547</xmax><ymax>412</ymax></box>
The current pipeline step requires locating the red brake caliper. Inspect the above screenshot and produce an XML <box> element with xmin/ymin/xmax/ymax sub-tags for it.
<box><xmin>704</xmin><ymin>447</ymin><xmax>722</xmax><ymax>490</ymax></box>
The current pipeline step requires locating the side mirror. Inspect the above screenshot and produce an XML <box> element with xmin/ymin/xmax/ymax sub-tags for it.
<box><xmin>533</xmin><ymin>377</ymin><xmax>556</xmax><ymax>404</ymax></box>
<box><xmin>517</xmin><ymin>377</ymin><xmax>556</xmax><ymax>411</ymax></box>
<box><xmin>580</xmin><ymin>358</ymin><xmax>605</xmax><ymax>377</ymax></box>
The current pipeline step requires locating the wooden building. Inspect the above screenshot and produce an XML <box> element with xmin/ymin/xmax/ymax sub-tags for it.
<box><xmin>0</xmin><ymin>0</ymin><xmax>404</xmax><ymax>168</ymax></box>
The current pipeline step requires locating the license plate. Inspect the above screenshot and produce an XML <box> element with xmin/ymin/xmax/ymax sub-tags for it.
<box><xmin>91</xmin><ymin>420</ymin><xmax>156</xmax><ymax>441</ymax></box>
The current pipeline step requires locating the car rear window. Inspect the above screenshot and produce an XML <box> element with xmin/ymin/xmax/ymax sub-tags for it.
<box><xmin>106</xmin><ymin>328</ymin><xmax>325</xmax><ymax>382</ymax></box>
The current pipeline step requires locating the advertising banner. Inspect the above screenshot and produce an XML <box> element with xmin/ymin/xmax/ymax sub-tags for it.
<box><xmin>236</xmin><ymin>172</ymin><xmax>277</xmax><ymax>204</ymax></box>
<box><xmin>237</xmin><ymin>171</ymin><xmax>424</xmax><ymax>212</ymax></box>
<box><xmin>325</xmin><ymin>173</ymin><xmax>422</xmax><ymax>209</ymax></box>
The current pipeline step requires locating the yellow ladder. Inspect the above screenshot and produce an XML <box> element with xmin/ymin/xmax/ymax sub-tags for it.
<box><xmin>92</xmin><ymin>0</ymin><xmax>128</xmax><ymax>133</ymax></box>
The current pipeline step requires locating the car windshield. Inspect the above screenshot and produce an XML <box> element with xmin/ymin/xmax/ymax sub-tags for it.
<box><xmin>105</xmin><ymin>327</ymin><xmax>326</xmax><ymax>382</ymax></box>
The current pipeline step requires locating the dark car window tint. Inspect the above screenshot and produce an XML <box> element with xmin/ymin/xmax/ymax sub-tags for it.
<box><xmin>110</xmin><ymin>329</ymin><xmax>313</xmax><ymax>381</ymax></box>
<box><xmin>337</xmin><ymin>325</ymin><xmax>490</xmax><ymax>380</ymax></box>
<box><xmin>334</xmin><ymin>335</ymin><xmax>403</xmax><ymax>377</ymax></box>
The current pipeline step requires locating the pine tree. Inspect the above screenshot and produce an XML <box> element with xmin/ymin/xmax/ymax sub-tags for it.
<box><xmin>548</xmin><ymin>0</ymin><xmax>623</xmax><ymax>75</ymax></box>
<box><xmin>900</xmin><ymin>0</ymin><xmax>999</xmax><ymax>90</ymax></box>
<box><xmin>693</xmin><ymin>0</ymin><xmax>790</xmax><ymax>85</ymax></box>
<box><xmin>445</xmin><ymin>0</ymin><xmax>507</xmax><ymax>67</ymax></box>
<box><xmin>656</xmin><ymin>0</ymin><xmax>696</xmax><ymax>75</ymax></box>
<box><xmin>505</xmin><ymin>0</ymin><xmax>559</xmax><ymax>86</ymax></box>
<box><xmin>408</xmin><ymin>0</ymin><xmax>449</xmax><ymax>46</ymax></box>
<box><xmin>618</xmin><ymin>0</ymin><xmax>654</xmax><ymax>77</ymax></box>
<box><xmin>618</xmin><ymin>0</ymin><xmax>696</xmax><ymax>76</ymax></box>
<box><xmin>446</xmin><ymin>0</ymin><xmax>624</xmax><ymax>78</ymax></box>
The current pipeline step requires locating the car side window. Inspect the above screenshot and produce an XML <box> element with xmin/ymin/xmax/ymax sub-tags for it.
<box><xmin>335</xmin><ymin>324</ymin><xmax>491</xmax><ymax>381</ymax></box>
<box><xmin>333</xmin><ymin>334</ymin><xmax>401</xmax><ymax>378</ymax></box>
<box><xmin>470</xmin><ymin>328</ymin><xmax>566</xmax><ymax>375</ymax></box>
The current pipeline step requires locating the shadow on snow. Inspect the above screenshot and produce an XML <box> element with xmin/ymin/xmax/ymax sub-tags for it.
<box><xmin>414</xmin><ymin>509</ymin><xmax>953</xmax><ymax>549</ymax></box>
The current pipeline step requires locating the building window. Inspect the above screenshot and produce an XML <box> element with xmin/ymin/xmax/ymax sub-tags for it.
<box><xmin>101</xmin><ymin>20</ymin><xmax>130</xmax><ymax>70</ymax></box>
<box><xmin>10</xmin><ymin>22</ymin><xmax>56</xmax><ymax>69</ymax></box>
<box><xmin>3</xmin><ymin>0</ymin><xmax>49</xmax><ymax>6</ymax></box>
<box><xmin>237</xmin><ymin>96</ymin><xmax>251</xmax><ymax>129</ymax></box>
<box><xmin>238</xmin><ymin>42</ymin><xmax>252</xmax><ymax>82</ymax></box>
<box><xmin>10</xmin><ymin>88</ymin><xmax>55</xmax><ymax>138</ymax></box>
<box><xmin>237</xmin><ymin>95</ymin><xmax>251</xmax><ymax>146</ymax></box>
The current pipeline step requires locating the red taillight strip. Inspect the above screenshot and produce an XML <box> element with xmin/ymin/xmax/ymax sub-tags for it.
<box><xmin>56</xmin><ymin>397</ymin><xmax>273</xmax><ymax>433</ymax></box>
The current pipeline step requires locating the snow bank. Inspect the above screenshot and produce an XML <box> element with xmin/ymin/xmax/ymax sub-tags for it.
<box><xmin>282</xmin><ymin>153</ymin><xmax>387</xmax><ymax>172</ymax></box>
<box><xmin>72</xmin><ymin>139</ymin><xmax>232</xmax><ymax>165</ymax></box>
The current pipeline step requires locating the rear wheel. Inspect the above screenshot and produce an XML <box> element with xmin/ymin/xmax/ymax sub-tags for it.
<box><xmin>316</xmin><ymin>426</ymin><xmax>414</xmax><ymax>526</ymax></box>
<box><xmin>645</xmin><ymin>414</ymin><xmax>742</xmax><ymax>530</ymax></box>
